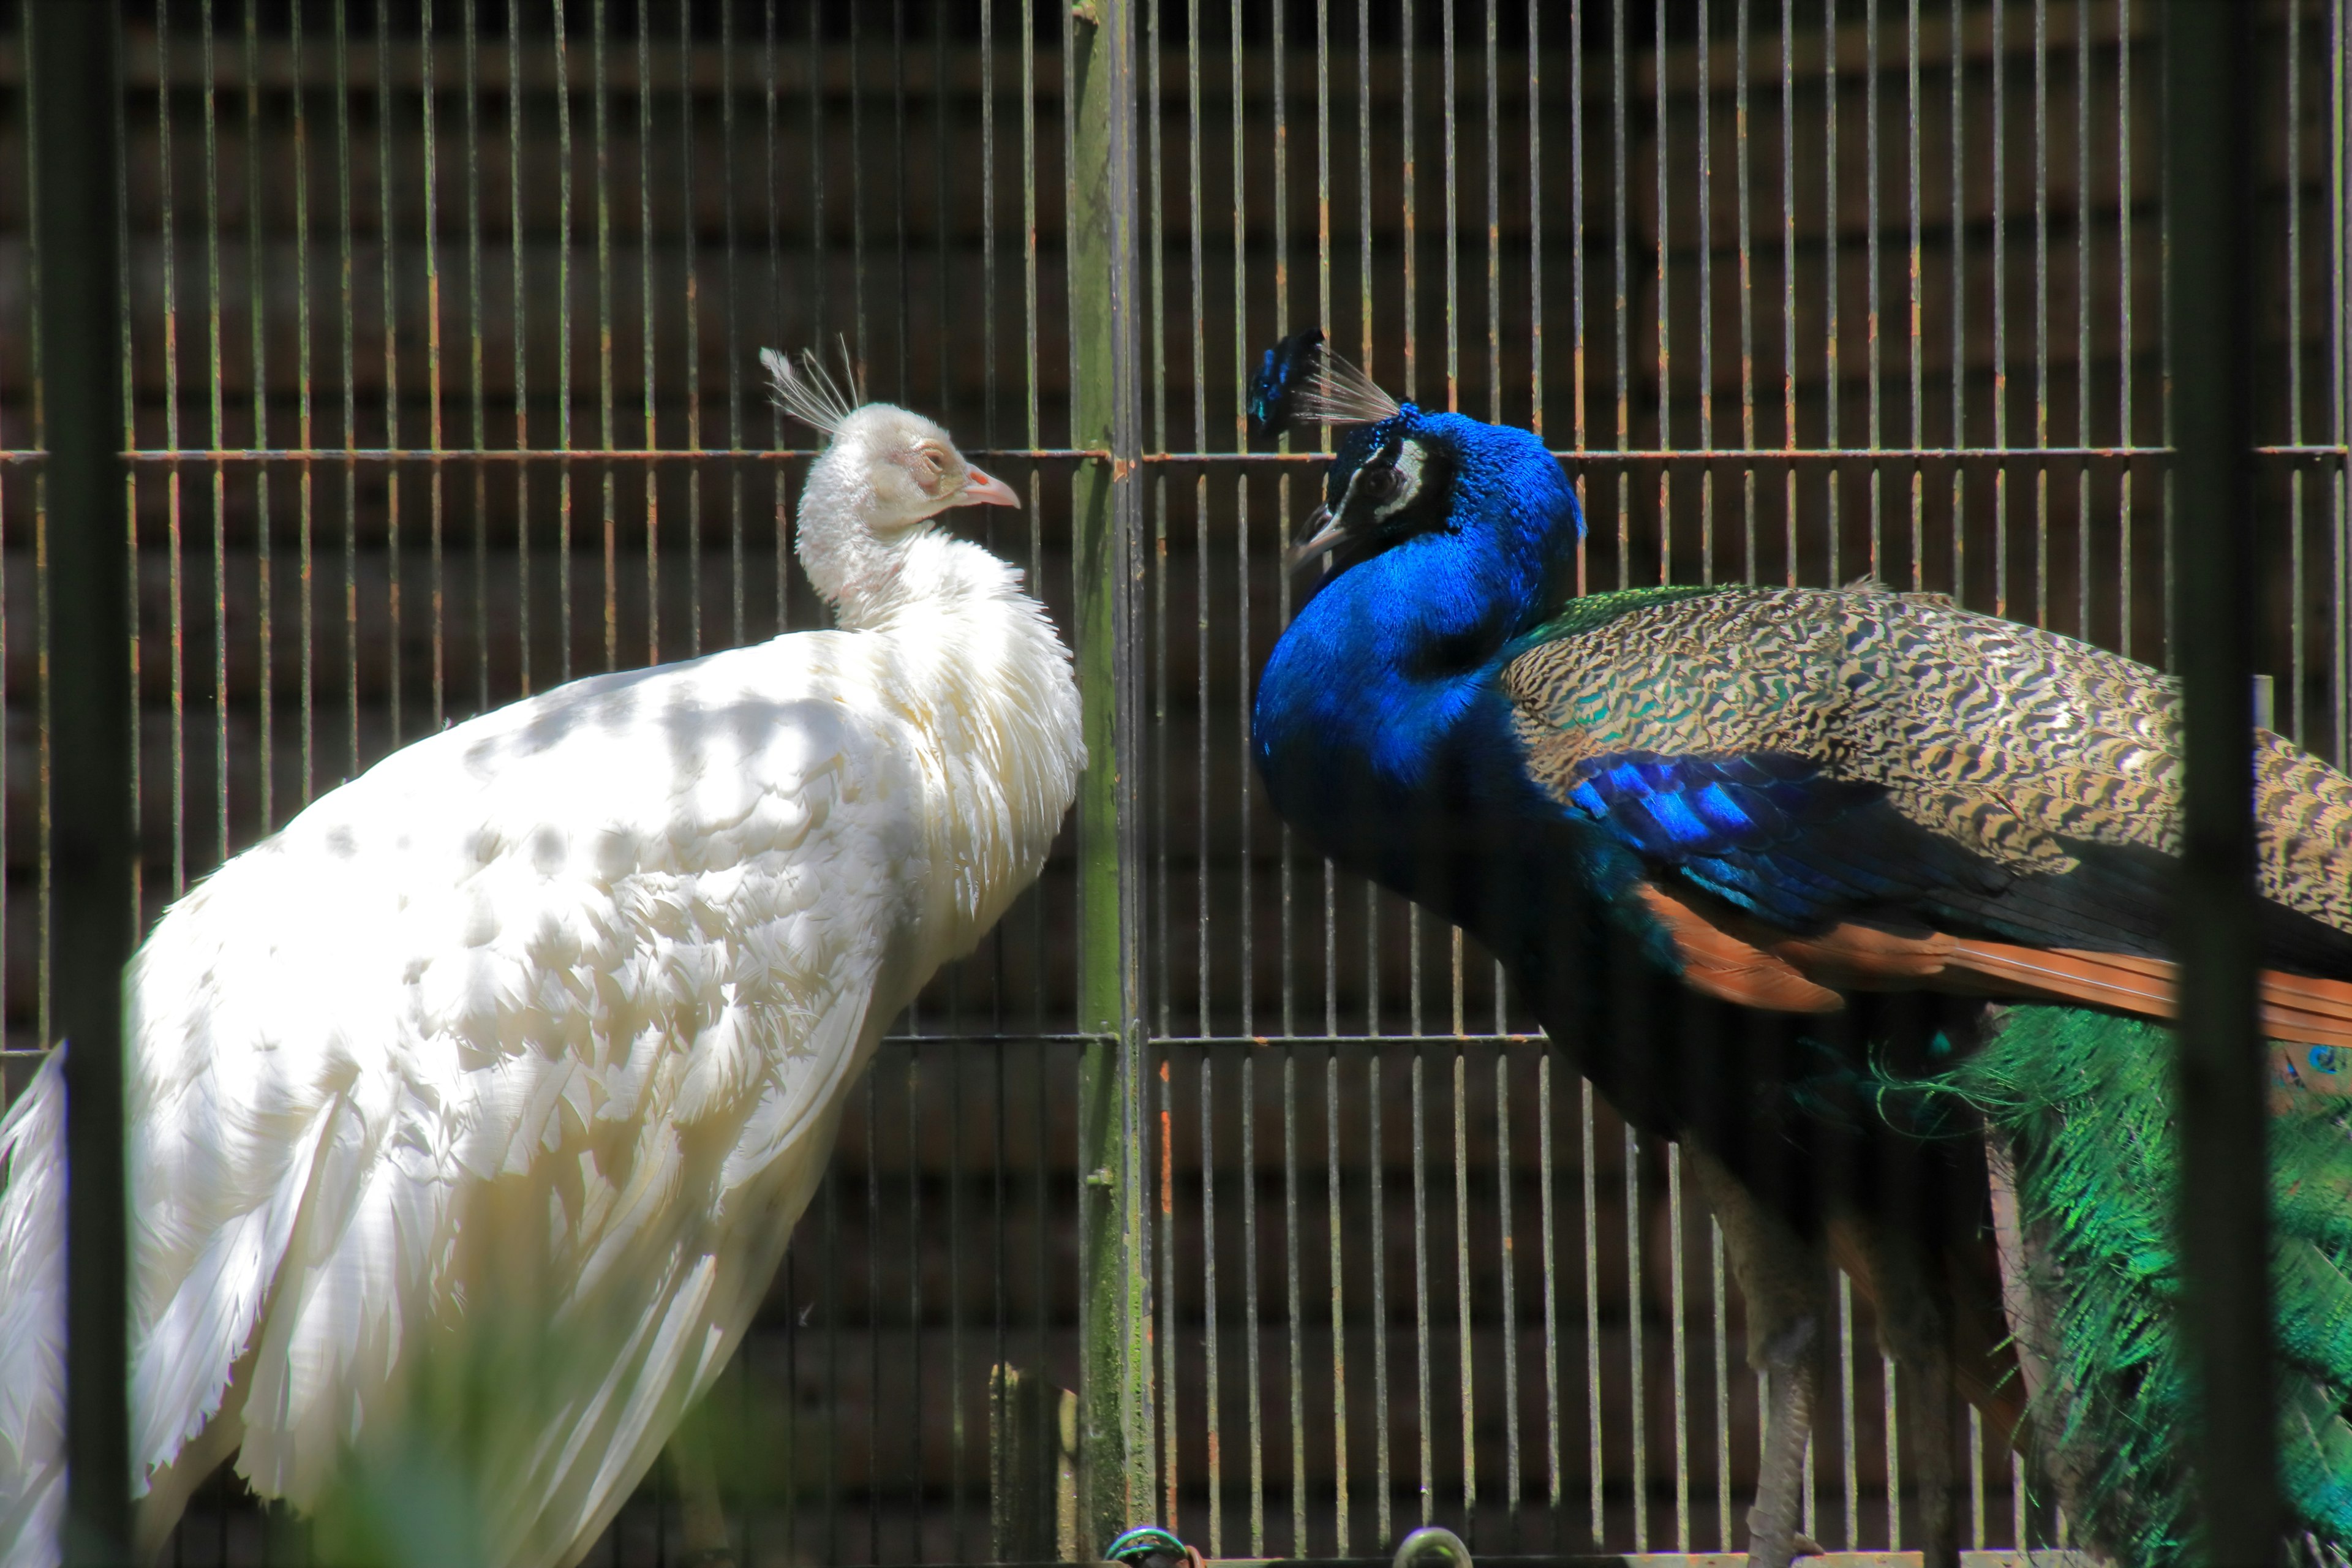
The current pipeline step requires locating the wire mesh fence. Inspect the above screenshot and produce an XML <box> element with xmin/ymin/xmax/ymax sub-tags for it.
<box><xmin>0</xmin><ymin>1</ymin><xmax>2345</xmax><ymax>1563</ymax></box>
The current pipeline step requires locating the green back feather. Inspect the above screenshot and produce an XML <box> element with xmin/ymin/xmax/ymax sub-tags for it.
<box><xmin>1943</xmin><ymin>1006</ymin><xmax>2352</xmax><ymax>1566</ymax></box>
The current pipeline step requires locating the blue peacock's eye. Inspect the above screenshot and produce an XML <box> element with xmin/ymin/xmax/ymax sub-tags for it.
<box><xmin>2312</xmin><ymin>1045</ymin><xmax>2342</xmax><ymax>1075</ymax></box>
<box><xmin>1360</xmin><ymin>464</ymin><xmax>1403</xmax><ymax>502</ymax></box>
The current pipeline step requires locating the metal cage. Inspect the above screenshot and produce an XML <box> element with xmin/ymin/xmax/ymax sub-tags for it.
<box><xmin>1</xmin><ymin>1</ymin><xmax>2347</xmax><ymax>1563</ymax></box>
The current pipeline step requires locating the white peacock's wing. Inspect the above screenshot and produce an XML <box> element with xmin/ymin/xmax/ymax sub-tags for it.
<box><xmin>111</xmin><ymin>633</ymin><xmax>923</xmax><ymax>1568</ymax></box>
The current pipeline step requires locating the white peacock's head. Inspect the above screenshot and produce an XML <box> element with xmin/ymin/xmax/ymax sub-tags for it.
<box><xmin>829</xmin><ymin>404</ymin><xmax>1018</xmax><ymax>530</ymax></box>
<box><xmin>760</xmin><ymin>346</ymin><xmax>1020</xmax><ymax>614</ymax></box>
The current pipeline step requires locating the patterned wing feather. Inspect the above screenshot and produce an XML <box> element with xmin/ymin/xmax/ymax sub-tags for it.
<box><xmin>1502</xmin><ymin>582</ymin><xmax>2352</xmax><ymax>980</ymax></box>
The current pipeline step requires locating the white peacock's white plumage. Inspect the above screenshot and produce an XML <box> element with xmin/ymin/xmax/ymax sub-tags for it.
<box><xmin>0</xmin><ymin>359</ymin><xmax>1081</xmax><ymax>1568</ymax></box>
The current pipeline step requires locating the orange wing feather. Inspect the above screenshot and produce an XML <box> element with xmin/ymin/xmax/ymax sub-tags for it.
<box><xmin>1632</xmin><ymin>878</ymin><xmax>2352</xmax><ymax>1050</ymax></box>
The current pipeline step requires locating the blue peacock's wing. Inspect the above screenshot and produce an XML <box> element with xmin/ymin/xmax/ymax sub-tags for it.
<box><xmin>1499</xmin><ymin>580</ymin><xmax>2352</xmax><ymax>972</ymax></box>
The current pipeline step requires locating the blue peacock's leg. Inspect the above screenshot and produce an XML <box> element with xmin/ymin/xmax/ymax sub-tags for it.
<box><xmin>1687</xmin><ymin>1146</ymin><xmax>1828</xmax><ymax>1568</ymax></box>
<box><xmin>1836</xmin><ymin>1213</ymin><xmax>1964</xmax><ymax>1568</ymax></box>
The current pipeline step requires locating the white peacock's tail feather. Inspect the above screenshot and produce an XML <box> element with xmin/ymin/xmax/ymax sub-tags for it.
<box><xmin>760</xmin><ymin>342</ymin><xmax>864</xmax><ymax>437</ymax></box>
<box><xmin>1287</xmin><ymin>341</ymin><xmax>1402</xmax><ymax>426</ymax></box>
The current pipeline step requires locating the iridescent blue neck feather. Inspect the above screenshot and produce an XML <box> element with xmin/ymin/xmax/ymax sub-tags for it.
<box><xmin>1251</xmin><ymin>409</ymin><xmax>1581</xmax><ymax>892</ymax></box>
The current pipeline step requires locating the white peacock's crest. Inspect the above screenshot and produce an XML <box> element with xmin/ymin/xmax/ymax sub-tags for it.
<box><xmin>761</xmin><ymin>342</ymin><xmax>865</xmax><ymax>438</ymax></box>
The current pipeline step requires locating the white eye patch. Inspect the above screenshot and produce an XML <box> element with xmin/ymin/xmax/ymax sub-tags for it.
<box><xmin>1340</xmin><ymin>437</ymin><xmax>1428</xmax><ymax>522</ymax></box>
<box><xmin>1378</xmin><ymin>440</ymin><xmax>1427</xmax><ymax>518</ymax></box>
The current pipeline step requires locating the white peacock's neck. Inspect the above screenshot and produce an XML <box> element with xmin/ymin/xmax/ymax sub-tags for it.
<box><xmin>835</xmin><ymin>526</ymin><xmax>1085</xmax><ymax>953</ymax></box>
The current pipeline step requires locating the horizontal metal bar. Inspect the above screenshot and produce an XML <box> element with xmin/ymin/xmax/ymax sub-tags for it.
<box><xmin>988</xmin><ymin>1554</ymin><xmax>2103</xmax><ymax>1568</ymax></box>
<box><xmin>0</xmin><ymin>443</ymin><xmax>2331</xmax><ymax>468</ymax></box>
<box><xmin>40</xmin><ymin>446</ymin><xmax>1115</xmax><ymax>464</ymax></box>
<box><xmin>1150</xmin><ymin>1032</ymin><xmax>1545</xmax><ymax>1049</ymax></box>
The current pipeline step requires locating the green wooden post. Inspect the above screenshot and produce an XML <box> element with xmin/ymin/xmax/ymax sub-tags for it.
<box><xmin>1068</xmin><ymin>0</ymin><xmax>1152</xmax><ymax>1552</ymax></box>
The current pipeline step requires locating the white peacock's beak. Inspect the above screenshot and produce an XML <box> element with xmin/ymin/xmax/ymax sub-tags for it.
<box><xmin>1284</xmin><ymin>505</ymin><xmax>1347</xmax><ymax>571</ymax></box>
<box><xmin>955</xmin><ymin>466</ymin><xmax>1022</xmax><ymax>508</ymax></box>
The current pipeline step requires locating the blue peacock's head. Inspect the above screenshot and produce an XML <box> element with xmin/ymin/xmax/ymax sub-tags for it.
<box><xmin>1248</xmin><ymin>327</ymin><xmax>1581</xmax><ymax>597</ymax></box>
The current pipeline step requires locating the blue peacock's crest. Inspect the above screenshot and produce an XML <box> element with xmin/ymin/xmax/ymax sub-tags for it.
<box><xmin>1246</xmin><ymin>326</ymin><xmax>1400</xmax><ymax>440</ymax></box>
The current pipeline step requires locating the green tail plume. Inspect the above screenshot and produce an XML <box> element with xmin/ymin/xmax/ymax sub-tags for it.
<box><xmin>1943</xmin><ymin>1006</ymin><xmax>2352</xmax><ymax>1567</ymax></box>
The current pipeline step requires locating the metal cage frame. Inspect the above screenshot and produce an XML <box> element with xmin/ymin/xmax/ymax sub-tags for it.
<box><xmin>5</xmin><ymin>1</ymin><xmax>2350</xmax><ymax>1564</ymax></box>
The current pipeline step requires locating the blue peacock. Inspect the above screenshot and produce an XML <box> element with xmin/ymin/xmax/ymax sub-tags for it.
<box><xmin>1247</xmin><ymin>329</ymin><xmax>2352</xmax><ymax>1568</ymax></box>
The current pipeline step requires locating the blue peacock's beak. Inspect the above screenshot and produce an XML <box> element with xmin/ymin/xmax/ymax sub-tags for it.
<box><xmin>1285</xmin><ymin>504</ymin><xmax>1348</xmax><ymax>571</ymax></box>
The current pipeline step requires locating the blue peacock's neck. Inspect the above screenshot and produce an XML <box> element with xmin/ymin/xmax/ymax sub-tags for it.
<box><xmin>1253</xmin><ymin>519</ymin><xmax>1569</xmax><ymax>900</ymax></box>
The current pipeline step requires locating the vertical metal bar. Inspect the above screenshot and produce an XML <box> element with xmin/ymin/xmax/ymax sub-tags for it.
<box><xmin>716</xmin><ymin>0</ymin><xmax>740</xmax><ymax>662</ymax></box>
<box><xmin>1071</xmin><ymin>0</ymin><xmax>1150</xmax><ymax>1542</ymax></box>
<box><xmin>1452</xmin><ymin>1049</ymin><xmax>1476</xmax><ymax>1540</ymax></box>
<box><xmin>1485</xmin><ymin>0</ymin><xmax>1498</xmax><ymax>428</ymax></box>
<box><xmin>1581</xmin><ymin>1080</ymin><xmax>1602</xmax><ymax>1546</ymax></box>
<box><xmin>1204</xmin><ymin>1051</ymin><xmax>1223</xmax><ymax>1557</ymax></box>
<box><xmin>1189</xmin><ymin>0</ymin><xmax>1208</xmax><ymax>1045</ymax></box>
<box><xmin>1885</xmin><ymin>1350</ymin><xmax>1901</xmax><ymax>1547</ymax></box>
<box><xmin>377</xmin><ymin>0</ymin><xmax>404</xmax><ymax>744</ymax></box>
<box><xmin>1414</xmin><ymin>1048</ymin><xmax>1433</xmax><ymax>1528</ymax></box>
<box><xmin>1781</xmin><ymin>0</ymin><xmax>1795</xmax><ymax>586</ymax></box>
<box><xmin>2291</xmin><ymin>0</ymin><xmax>2310</xmax><ymax>737</ymax></box>
<box><xmin>1275</xmin><ymin>0</ymin><xmax>1295</xmax><ymax>1049</ymax></box>
<box><xmin>2120</xmin><ymin>0</ymin><xmax>2137</xmax><ymax>663</ymax></box>
<box><xmin>462</xmin><ymin>0</ymin><xmax>486</xmax><ymax>721</ymax></box>
<box><xmin>1823</xmin><ymin>0</ymin><xmax>1839</xmax><ymax>586</ymax></box>
<box><xmin>2337</xmin><ymin>0</ymin><xmax>2351</xmax><ymax>770</ymax></box>
<box><xmin>1162</xmin><ymin>1052</ymin><xmax>1181</xmax><ymax>1532</ymax></box>
<box><xmin>1612</xmin><ymin>0</ymin><xmax>1627</xmax><ymax>592</ymax></box>
<box><xmin>1624</xmin><ymin>1124</ymin><xmax>1644</xmax><ymax>1551</ymax></box>
<box><xmin>865</xmin><ymin>1078</ymin><xmax>883</xmax><ymax>1566</ymax></box>
<box><xmin>1838</xmin><ymin>1273</ymin><xmax>1855</xmax><ymax>1547</ymax></box>
<box><xmin>1146</xmin><ymin>0</ymin><xmax>1178</xmax><ymax>1529</ymax></box>
<box><xmin>1711</xmin><ymin>1219</ymin><xmax>1730</xmax><ymax>1549</ymax></box>
<box><xmin>1537</xmin><ymin>1053</ymin><xmax>1561</xmax><ymax>1548</ymax></box>
<box><xmin>1328</xmin><ymin>1049</ymin><xmax>1350</xmax><ymax>1555</ymax></box>
<box><xmin>590</xmin><ymin>0</ymin><xmax>615</xmax><ymax>674</ymax></box>
<box><xmin>1654</xmin><ymin>0</ymin><xmax>1671</xmax><ymax>590</ymax></box>
<box><xmin>1971</xmin><ymin>1406</ymin><xmax>1985</xmax><ymax>1547</ymax></box>
<box><xmin>1405</xmin><ymin>0</ymin><xmax>1419</xmax><ymax>406</ymax></box>
<box><xmin>507</xmin><ymin>0</ymin><xmax>530</xmax><ymax>698</ymax></box>
<box><xmin>1496</xmin><ymin>1050</ymin><xmax>1518</xmax><ymax>1552</ymax></box>
<box><xmin>202</xmin><ymin>0</ymin><xmax>228</xmax><ymax>870</ymax></box>
<box><xmin>907</xmin><ymin>1047</ymin><xmax>924</xmax><ymax>1565</ymax></box>
<box><xmin>1572</xmin><ymin>0</ymin><xmax>1588</xmax><ymax>598</ymax></box>
<box><xmin>1992</xmin><ymin>0</ymin><xmax>2008</xmax><ymax>621</ymax></box>
<box><xmin>1865</xmin><ymin>0</ymin><xmax>1881</xmax><ymax>583</ymax></box>
<box><xmin>2078</xmin><ymin>0</ymin><xmax>2096</xmax><ymax>651</ymax></box>
<box><xmin>1951</xmin><ymin>0</ymin><xmax>1968</xmax><ymax>614</ymax></box>
<box><xmin>1286</xmin><ymin>1055</ymin><xmax>1308</xmax><ymax>1553</ymax></box>
<box><xmin>1246</xmin><ymin>1048</ymin><xmax>1266</xmax><ymax>1551</ymax></box>
<box><xmin>1371</xmin><ymin>1051</ymin><xmax>1391</xmax><ymax>1551</ymax></box>
<box><xmin>244</xmin><ymin>0</ymin><xmax>271</xmax><ymax>835</ymax></box>
<box><xmin>288</xmin><ymin>1</ymin><xmax>313</xmax><ymax>802</ymax></box>
<box><xmin>1908</xmin><ymin>0</ymin><xmax>1923</xmax><ymax>595</ymax></box>
<box><xmin>32</xmin><ymin>2</ymin><xmax>132</xmax><ymax>1558</ymax></box>
<box><xmin>420</xmin><ymin>0</ymin><xmax>444</xmax><ymax>735</ymax></box>
<box><xmin>1668</xmin><ymin>1142</ymin><xmax>1687</xmax><ymax>1551</ymax></box>
<box><xmin>2165</xmin><ymin>3</ymin><xmax>2277</xmax><ymax>1558</ymax></box>
<box><xmin>554</xmin><ymin>0</ymin><xmax>574</xmax><ymax>682</ymax></box>
<box><xmin>638</xmin><ymin>2</ymin><xmax>661</xmax><ymax>670</ymax></box>
<box><xmin>159</xmin><ymin>1</ymin><xmax>186</xmax><ymax>895</ymax></box>
<box><xmin>2339</xmin><ymin>0</ymin><xmax>2352</xmax><ymax>772</ymax></box>
<box><xmin>2035</xmin><ymin>0</ymin><xmax>2051</xmax><ymax>633</ymax></box>
<box><xmin>1699</xmin><ymin>0</ymin><xmax>1715</xmax><ymax>588</ymax></box>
